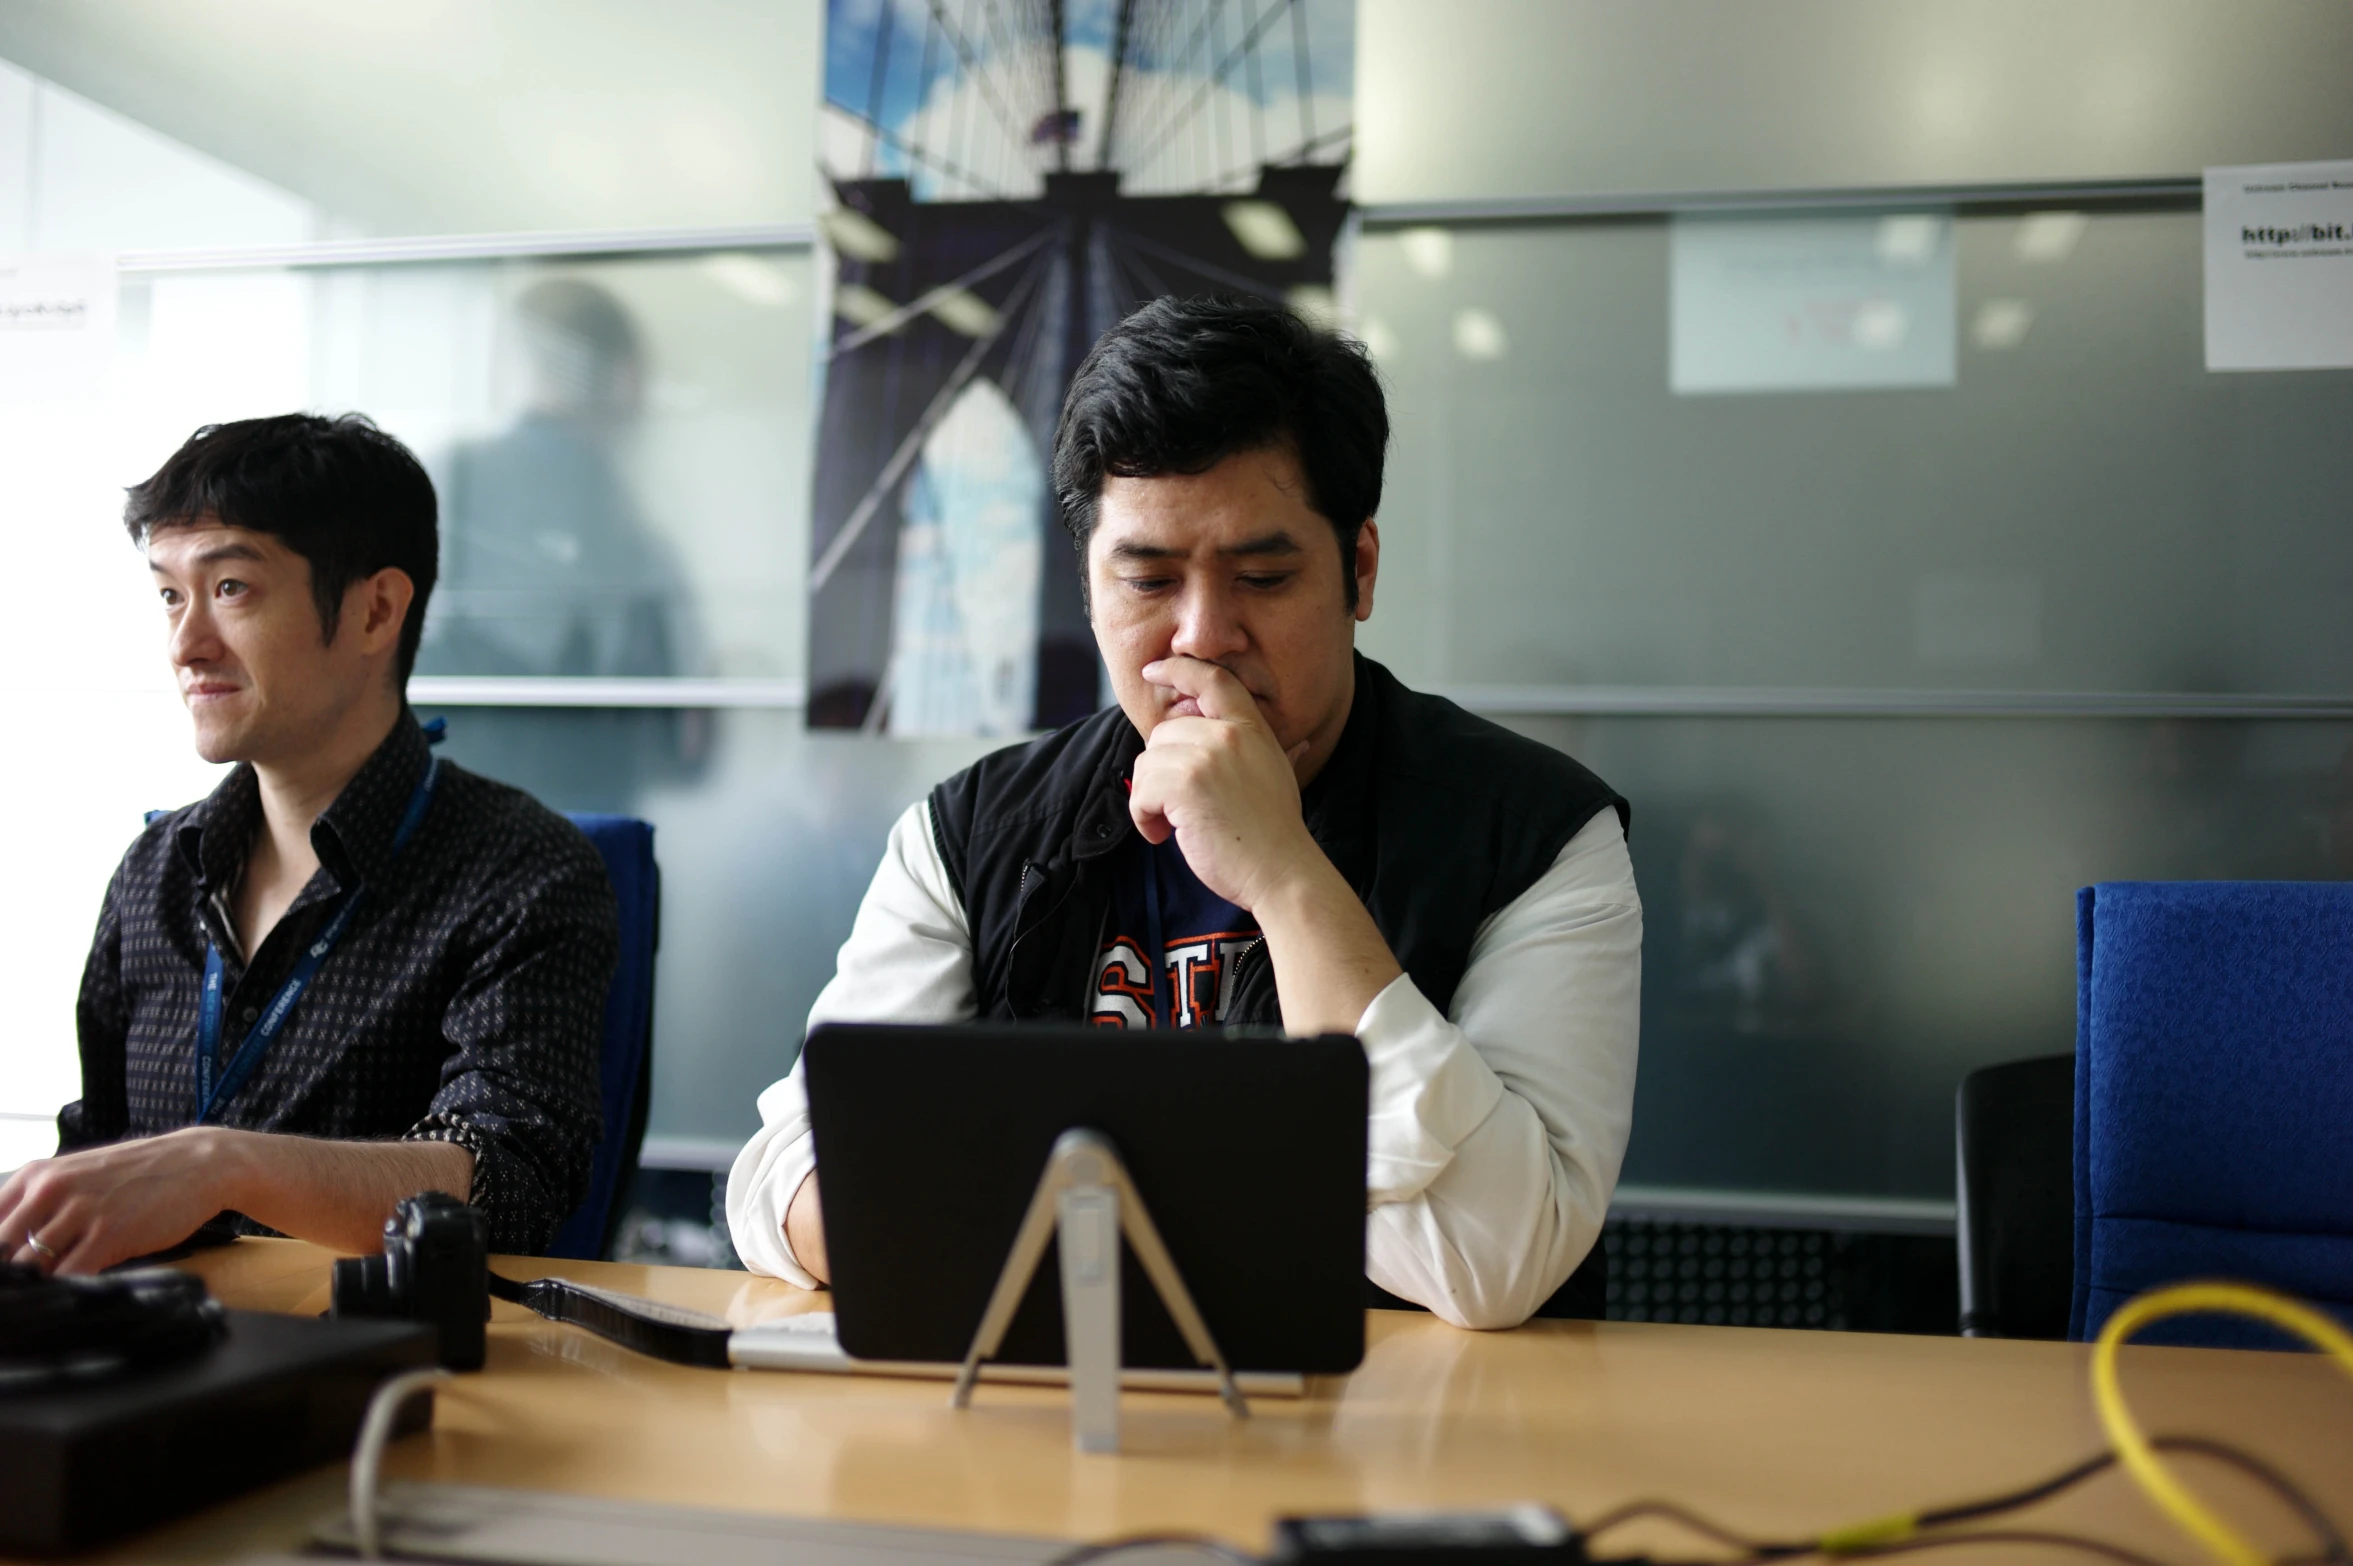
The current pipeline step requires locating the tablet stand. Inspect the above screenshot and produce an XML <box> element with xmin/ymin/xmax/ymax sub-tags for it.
<box><xmin>951</xmin><ymin>1128</ymin><xmax>1249</xmax><ymax>1452</ymax></box>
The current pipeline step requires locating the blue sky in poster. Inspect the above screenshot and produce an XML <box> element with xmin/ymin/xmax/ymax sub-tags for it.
<box><xmin>821</xmin><ymin>0</ymin><xmax>1354</xmax><ymax>198</ymax></box>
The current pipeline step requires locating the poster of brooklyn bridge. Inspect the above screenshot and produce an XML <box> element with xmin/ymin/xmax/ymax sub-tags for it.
<box><xmin>805</xmin><ymin>0</ymin><xmax>1357</xmax><ymax>735</ymax></box>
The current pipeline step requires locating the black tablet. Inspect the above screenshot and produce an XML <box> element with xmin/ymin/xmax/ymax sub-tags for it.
<box><xmin>804</xmin><ymin>1023</ymin><xmax>1368</xmax><ymax>1375</ymax></box>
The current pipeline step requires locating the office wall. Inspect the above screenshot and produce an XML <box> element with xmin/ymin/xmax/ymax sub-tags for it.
<box><xmin>0</xmin><ymin>0</ymin><xmax>821</xmax><ymax>238</ymax></box>
<box><xmin>1345</xmin><ymin>5</ymin><xmax>2353</xmax><ymax>1207</ymax></box>
<box><xmin>0</xmin><ymin>41</ymin><xmax>828</xmax><ymax>1172</ymax></box>
<box><xmin>4</xmin><ymin>4</ymin><xmax>2348</xmax><ymax>1211</ymax></box>
<box><xmin>1356</xmin><ymin>0</ymin><xmax>2353</xmax><ymax>203</ymax></box>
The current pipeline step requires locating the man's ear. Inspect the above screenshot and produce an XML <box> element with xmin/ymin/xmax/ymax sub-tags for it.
<box><xmin>1352</xmin><ymin>518</ymin><xmax>1380</xmax><ymax>623</ymax></box>
<box><xmin>346</xmin><ymin>568</ymin><xmax>416</xmax><ymax>659</ymax></box>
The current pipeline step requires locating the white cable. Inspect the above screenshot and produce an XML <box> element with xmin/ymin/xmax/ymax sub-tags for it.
<box><xmin>349</xmin><ymin>1367</ymin><xmax>452</xmax><ymax>1560</ymax></box>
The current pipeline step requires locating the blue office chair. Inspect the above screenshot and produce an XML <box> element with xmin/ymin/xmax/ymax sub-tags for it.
<box><xmin>546</xmin><ymin>815</ymin><xmax>660</xmax><ymax>1261</ymax></box>
<box><xmin>2071</xmin><ymin>881</ymin><xmax>2353</xmax><ymax>1348</ymax></box>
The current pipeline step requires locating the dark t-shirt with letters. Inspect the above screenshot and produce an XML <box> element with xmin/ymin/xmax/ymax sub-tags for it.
<box><xmin>1087</xmin><ymin>835</ymin><xmax>1260</xmax><ymax>1030</ymax></box>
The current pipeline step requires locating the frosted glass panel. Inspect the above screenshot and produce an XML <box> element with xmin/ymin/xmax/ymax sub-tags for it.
<box><xmin>412</xmin><ymin>703</ymin><xmax>2353</xmax><ymax>1194</ymax></box>
<box><xmin>0</xmin><ymin>250</ymin><xmax>814</xmax><ymax>1134</ymax></box>
<box><xmin>1516</xmin><ymin>714</ymin><xmax>2353</xmax><ymax>1198</ymax></box>
<box><xmin>1355</xmin><ymin>0</ymin><xmax>2353</xmax><ymax>205</ymax></box>
<box><xmin>107</xmin><ymin>252</ymin><xmax>817</xmax><ymax>682</ymax></box>
<box><xmin>1355</xmin><ymin>209</ymin><xmax>2353</xmax><ymax>696</ymax></box>
<box><xmin>413</xmin><ymin>708</ymin><xmax>999</xmax><ymax>1149</ymax></box>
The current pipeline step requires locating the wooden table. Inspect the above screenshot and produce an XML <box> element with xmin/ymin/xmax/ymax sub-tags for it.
<box><xmin>78</xmin><ymin>1239</ymin><xmax>2353</xmax><ymax>1563</ymax></box>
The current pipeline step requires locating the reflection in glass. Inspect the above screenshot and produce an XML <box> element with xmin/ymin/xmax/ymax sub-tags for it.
<box><xmin>1503</xmin><ymin>713</ymin><xmax>2353</xmax><ymax>1200</ymax></box>
<box><xmin>417</xmin><ymin>278</ymin><xmax>712</xmax><ymax>805</ymax></box>
<box><xmin>1354</xmin><ymin>209</ymin><xmax>2353</xmax><ymax>696</ymax></box>
<box><xmin>102</xmin><ymin>249</ymin><xmax>817</xmax><ymax>810</ymax></box>
<box><xmin>1345</xmin><ymin>202</ymin><xmax>2353</xmax><ymax>1204</ymax></box>
<box><xmin>425</xmin><ymin>280</ymin><xmax>699</xmax><ymax>682</ymax></box>
<box><xmin>414</xmin><ymin>706</ymin><xmax>1000</xmax><ymax>1148</ymax></box>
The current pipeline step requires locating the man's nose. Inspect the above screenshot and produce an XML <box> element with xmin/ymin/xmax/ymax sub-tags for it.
<box><xmin>1167</xmin><ymin>582</ymin><xmax>1248</xmax><ymax>662</ymax></box>
<box><xmin>168</xmin><ymin>598</ymin><xmax>219</xmax><ymax>667</ymax></box>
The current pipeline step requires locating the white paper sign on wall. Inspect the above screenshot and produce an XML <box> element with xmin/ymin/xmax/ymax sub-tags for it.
<box><xmin>2204</xmin><ymin>160</ymin><xmax>2353</xmax><ymax>373</ymax></box>
<box><xmin>0</xmin><ymin>254</ymin><xmax>117</xmax><ymax>403</ymax></box>
<box><xmin>1671</xmin><ymin>213</ymin><xmax>1956</xmax><ymax>395</ymax></box>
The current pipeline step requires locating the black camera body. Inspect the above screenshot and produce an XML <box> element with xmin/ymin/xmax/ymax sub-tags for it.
<box><xmin>330</xmin><ymin>1191</ymin><xmax>490</xmax><ymax>1370</ymax></box>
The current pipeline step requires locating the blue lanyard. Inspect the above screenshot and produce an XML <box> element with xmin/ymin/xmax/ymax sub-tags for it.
<box><xmin>195</xmin><ymin>755</ymin><xmax>440</xmax><ymax>1121</ymax></box>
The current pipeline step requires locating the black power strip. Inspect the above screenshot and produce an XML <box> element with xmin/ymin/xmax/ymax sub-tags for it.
<box><xmin>0</xmin><ymin>1307</ymin><xmax>437</xmax><ymax>1554</ymax></box>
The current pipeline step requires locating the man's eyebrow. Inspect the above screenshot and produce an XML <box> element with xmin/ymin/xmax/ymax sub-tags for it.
<box><xmin>150</xmin><ymin>542</ymin><xmax>266</xmax><ymax>571</ymax></box>
<box><xmin>1106</xmin><ymin>540</ymin><xmax>1182</xmax><ymax>562</ymax></box>
<box><xmin>1220</xmin><ymin>530</ymin><xmax>1304</xmax><ymax>557</ymax></box>
<box><xmin>1104</xmin><ymin>531</ymin><xmax>1305</xmax><ymax>562</ymax></box>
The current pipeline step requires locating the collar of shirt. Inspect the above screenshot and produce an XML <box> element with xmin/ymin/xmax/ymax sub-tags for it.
<box><xmin>173</xmin><ymin>709</ymin><xmax>434</xmax><ymax>914</ymax></box>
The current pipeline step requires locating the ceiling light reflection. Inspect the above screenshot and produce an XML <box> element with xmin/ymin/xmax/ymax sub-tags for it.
<box><xmin>702</xmin><ymin>253</ymin><xmax>795</xmax><ymax>308</ymax></box>
<box><xmin>1875</xmin><ymin>215</ymin><xmax>1941</xmax><ymax>266</ymax></box>
<box><xmin>1452</xmin><ymin>308</ymin><xmax>1507</xmax><ymax>361</ymax></box>
<box><xmin>1400</xmin><ymin>227</ymin><xmax>1453</xmax><ymax>279</ymax></box>
<box><xmin>1286</xmin><ymin>285</ymin><xmax>1339</xmax><ymax>330</ymax></box>
<box><xmin>833</xmin><ymin>283</ymin><xmax>899</xmax><ymax>330</ymax></box>
<box><xmin>1222</xmin><ymin>200</ymin><xmax>1307</xmax><ymax>261</ymax></box>
<box><xmin>1852</xmin><ymin>299</ymin><xmax>1911</xmax><ymax>350</ymax></box>
<box><xmin>926</xmin><ymin>287</ymin><xmax>1000</xmax><ymax>338</ymax></box>
<box><xmin>1971</xmin><ymin>299</ymin><xmax>2033</xmax><ymax>349</ymax></box>
<box><xmin>822</xmin><ymin>209</ymin><xmax>901</xmax><ymax>264</ymax></box>
<box><xmin>2014</xmin><ymin>212</ymin><xmax>2087</xmax><ymax>264</ymax></box>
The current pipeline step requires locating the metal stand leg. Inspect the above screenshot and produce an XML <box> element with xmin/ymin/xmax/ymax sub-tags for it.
<box><xmin>951</xmin><ymin>1128</ymin><xmax>1250</xmax><ymax>1453</ymax></box>
<box><xmin>1058</xmin><ymin>1184</ymin><xmax>1120</xmax><ymax>1452</ymax></box>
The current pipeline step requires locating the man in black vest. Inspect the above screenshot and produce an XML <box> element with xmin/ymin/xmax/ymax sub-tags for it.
<box><xmin>730</xmin><ymin>296</ymin><xmax>1641</xmax><ymax>1329</ymax></box>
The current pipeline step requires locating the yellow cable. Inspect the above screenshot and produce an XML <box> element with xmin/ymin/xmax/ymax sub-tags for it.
<box><xmin>2090</xmin><ymin>1280</ymin><xmax>2353</xmax><ymax>1566</ymax></box>
<box><xmin>1818</xmin><ymin>1514</ymin><xmax>1920</xmax><ymax>1554</ymax></box>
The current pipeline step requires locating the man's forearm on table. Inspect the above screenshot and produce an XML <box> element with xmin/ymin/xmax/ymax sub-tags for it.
<box><xmin>215</xmin><ymin>1130</ymin><xmax>476</xmax><ymax>1254</ymax></box>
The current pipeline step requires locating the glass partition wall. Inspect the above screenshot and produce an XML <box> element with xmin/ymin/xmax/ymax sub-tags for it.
<box><xmin>8</xmin><ymin>49</ymin><xmax>2349</xmax><ymax>1226</ymax></box>
<box><xmin>1352</xmin><ymin>197</ymin><xmax>2353</xmax><ymax>1215</ymax></box>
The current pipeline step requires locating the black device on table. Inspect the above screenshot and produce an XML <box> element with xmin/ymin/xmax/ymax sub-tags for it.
<box><xmin>336</xmin><ymin>1189</ymin><xmax>743</xmax><ymax>1370</ymax></box>
<box><xmin>0</xmin><ymin>1261</ymin><xmax>436</xmax><ymax>1555</ymax></box>
<box><xmin>803</xmin><ymin>1022</ymin><xmax>1371</xmax><ymax>1374</ymax></box>
<box><xmin>331</xmin><ymin>1188</ymin><xmax>492</xmax><ymax>1369</ymax></box>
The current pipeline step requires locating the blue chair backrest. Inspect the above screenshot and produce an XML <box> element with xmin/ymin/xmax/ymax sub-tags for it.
<box><xmin>2072</xmin><ymin>881</ymin><xmax>2353</xmax><ymax>1347</ymax></box>
<box><xmin>547</xmin><ymin>814</ymin><xmax>659</xmax><ymax>1260</ymax></box>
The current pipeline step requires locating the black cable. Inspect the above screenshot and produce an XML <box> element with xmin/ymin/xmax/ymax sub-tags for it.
<box><xmin>1045</xmin><ymin>1536</ymin><xmax>1259</xmax><ymax>1566</ymax></box>
<box><xmin>1912</xmin><ymin>1451</ymin><xmax>2117</xmax><ymax>1530</ymax></box>
<box><xmin>1044</xmin><ymin>1436</ymin><xmax>2343</xmax><ymax>1566</ymax></box>
<box><xmin>1836</xmin><ymin>1529</ymin><xmax>2176</xmax><ymax>1566</ymax></box>
<box><xmin>1577</xmin><ymin>1500</ymin><xmax>1792</xmax><ymax>1559</ymax></box>
<box><xmin>1904</xmin><ymin>1436</ymin><xmax>2347</xmax><ymax>1566</ymax></box>
<box><xmin>1581</xmin><ymin>1434</ymin><xmax>2347</xmax><ymax>1566</ymax></box>
<box><xmin>2151</xmin><ymin>1437</ymin><xmax>2348</xmax><ymax>1566</ymax></box>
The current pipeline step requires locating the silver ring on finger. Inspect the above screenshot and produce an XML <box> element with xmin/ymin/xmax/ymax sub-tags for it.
<box><xmin>24</xmin><ymin>1231</ymin><xmax>57</xmax><ymax>1261</ymax></box>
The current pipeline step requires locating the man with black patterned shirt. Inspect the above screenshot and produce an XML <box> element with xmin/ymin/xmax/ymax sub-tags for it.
<box><xmin>0</xmin><ymin>414</ymin><xmax>616</xmax><ymax>1272</ymax></box>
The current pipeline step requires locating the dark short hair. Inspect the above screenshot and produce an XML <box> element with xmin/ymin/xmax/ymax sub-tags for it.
<box><xmin>124</xmin><ymin>414</ymin><xmax>439</xmax><ymax>682</ymax></box>
<box><xmin>1051</xmin><ymin>294</ymin><xmax>1388</xmax><ymax>608</ymax></box>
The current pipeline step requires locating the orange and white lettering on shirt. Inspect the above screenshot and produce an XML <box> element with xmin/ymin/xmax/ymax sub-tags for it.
<box><xmin>1089</xmin><ymin>929</ymin><xmax>1259</xmax><ymax>1029</ymax></box>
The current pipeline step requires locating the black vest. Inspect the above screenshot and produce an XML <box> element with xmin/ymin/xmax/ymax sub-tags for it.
<box><xmin>928</xmin><ymin>653</ymin><xmax>1630</xmax><ymax>1319</ymax></box>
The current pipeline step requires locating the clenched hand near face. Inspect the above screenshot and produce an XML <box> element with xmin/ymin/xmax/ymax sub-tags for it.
<box><xmin>1091</xmin><ymin>447</ymin><xmax>1403</xmax><ymax>1038</ymax></box>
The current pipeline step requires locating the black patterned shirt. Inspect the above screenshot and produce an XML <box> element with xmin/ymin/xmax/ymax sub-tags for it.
<box><xmin>60</xmin><ymin>711</ymin><xmax>618</xmax><ymax>1253</ymax></box>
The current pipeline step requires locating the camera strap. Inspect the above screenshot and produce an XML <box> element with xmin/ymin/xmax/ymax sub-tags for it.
<box><xmin>486</xmin><ymin>1272</ymin><xmax>735</xmax><ymax>1368</ymax></box>
<box><xmin>195</xmin><ymin>755</ymin><xmax>441</xmax><ymax>1122</ymax></box>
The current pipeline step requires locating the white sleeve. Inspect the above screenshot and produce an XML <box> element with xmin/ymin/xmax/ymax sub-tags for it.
<box><xmin>1359</xmin><ymin>808</ymin><xmax>1642</xmax><ymax>1330</ymax></box>
<box><xmin>725</xmin><ymin>799</ymin><xmax>977</xmax><ymax>1283</ymax></box>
